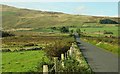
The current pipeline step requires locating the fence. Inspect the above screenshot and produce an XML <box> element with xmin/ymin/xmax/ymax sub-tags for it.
<box><xmin>42</xmin><ymin>43</ymin><xmax>75</xmax><ymax>73</ymax></box>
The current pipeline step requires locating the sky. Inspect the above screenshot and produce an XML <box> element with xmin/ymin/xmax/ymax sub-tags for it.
<box><xmin>1</xmin><ymin>2</ymin><xmax>118</xmax><ymax>17</ymax></box>
<box><xmin>0</xmin><ymin>0</ymin><xmax>119</xmax><ymax>2</ymax></box>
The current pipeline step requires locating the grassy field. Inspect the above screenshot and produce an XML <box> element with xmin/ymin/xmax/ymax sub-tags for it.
<box><xmin>2</xmin><ymin>50</ymin><xmax>51</xmax><ymax>72</ymax></box>
<box><xmin>70</xmin><ymin>25</ymin><xmax>118</xmax><ymax>37</ymax></box>
<box><xmin>2</xmin><ymin>31</ymin><xmax>71</xmax><ymax>51</ymax></box>
<box><xmin>2</xmin><ymin>32</ymin><xmax>75</xmax><ymax>72</ymax></box>
<box><xmin>80</xmin><ymin>26</ymin><xmax>118</xmax><ymax>36</ymax></box>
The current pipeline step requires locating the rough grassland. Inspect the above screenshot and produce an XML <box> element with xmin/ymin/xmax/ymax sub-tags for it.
<box><xmin>2</xmin><ymin>5</ymin><xmax>118</xmax><ymax>30</ymax></box>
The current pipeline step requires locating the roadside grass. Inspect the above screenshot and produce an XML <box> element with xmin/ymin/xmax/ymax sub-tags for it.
<box><xmin>57</xmin><ymin>43</ymin><xmax>92</xmax><ymax>73</ymax></box>
<box><xmin>2</xmin><ymin>50</ymin><xmax>52</xmax><ymax>72</ymax></box>
<box><xmin>81</xmin><ymin>38</ymin><xmax>119</xmax><ymax>55</ymax></box>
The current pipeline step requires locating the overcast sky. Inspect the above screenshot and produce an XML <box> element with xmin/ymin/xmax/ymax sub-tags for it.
<box><xmin>1</xmin><ymin>2</ymin><xmax>118</xmax><ymax>17</ymax></box>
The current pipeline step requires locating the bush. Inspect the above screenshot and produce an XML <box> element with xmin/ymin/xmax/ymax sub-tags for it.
<box><xmin>2</xmin><ymin>49</ymin><xmax>11</xmax><ymax>52</ymax></box>
<box><xmin>99</xmin><ymin>19</ymin><xmax>118</xmax><ymax>24</ymax></box>
<box><xmin>45</xmin><ymin>38</ymin><xmax>73</xmax><ymax>57</ymax></box>
<box><xmin>104</xmin><ymin>31</ymin><xmax>113</xmax><ymax>34</ymax></box>
<box><xmin>51</xmin><ymin>27</ymin><xmax>57</xmax><ymax>30</ymax></box>
<box><xmin>60</xmin><ymin>26</ymin><xmax>69</xmax><ymax>33</ymax></box>
<box><xmin>1</xmin><ymin>31</ymin><xmax>15</xmax><ymax>37</ymax></box>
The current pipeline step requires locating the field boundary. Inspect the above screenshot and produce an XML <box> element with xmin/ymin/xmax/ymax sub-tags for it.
<box><xmin>42</xmin><ymin>43</ymin><xmax>92</xmax><ymax>73</ymax></box>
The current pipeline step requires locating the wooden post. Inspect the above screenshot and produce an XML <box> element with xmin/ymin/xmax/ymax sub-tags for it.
<box><xmin>43</xmin><ymin>65</ymin><xmax>48</xmax><ymax>74</ymax></box>
<box><xmin>67</xmin><ymin>50</ymin><xmax>69</xmax><ymax>58</ymax></box>
<box><xmin>61</xmin><ymin>61</ymin><xmax>64</xmax><ymax>68</ymax></box>
<box><xmin>69</xmin><ymin>49</ymin><xmax>73</xmax><ymax>57</ymax></box>
<box><xmin>61</xmin><ymin>54</ymin><xmax>65</xmax><ymax>68</ymax></box>
<box><xmin>70</xmin><ymin>46</ymin><xmax>73</xmax><ymax>50</ymax></box>
<box><xmin>61</xmin><ymin>54</ymin><xmax>64</xmax><ymax>61</ymax></box>
<box><xmin>72</xmin><ymin>43</ymin><xmax>74</xmax><ymax>47</ymax></box>
<box><xmin>54</xmin><ymin>57</ymin><xmax>58</xmax><ymax>72</ymax></box>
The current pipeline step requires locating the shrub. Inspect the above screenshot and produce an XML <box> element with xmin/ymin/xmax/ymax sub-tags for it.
<box><xmin>60</xmin><ymin>26</ymin><xmax>69</xmax><ymax>33</ymax></box>
<box><xmin>99</xmin><ymin>19</ymin><xmax>118</xmax><ymax>24</ymax></box>
<box><xmin>51</xmin><ymin>27</ymin><xmax>57</xmax><ymax>30</ymax></box>
<box><xmin>104</xmin><ymin>31</ymin><xmax>113</xmax><ymax>34</ymax></box>
<box><xmin>2</xmin><ymin>49</ymin><xmax>11</xmax><ymax>52</ymax></box>
<box><xmin>1</xmin><ymin>31</ymin><xmax>15</xmax><ymax>37</ymax></box>
<box><xmin>45</xmin><ymin>38</ymin><xmax>73</xmax><ymax>57</ymax></box>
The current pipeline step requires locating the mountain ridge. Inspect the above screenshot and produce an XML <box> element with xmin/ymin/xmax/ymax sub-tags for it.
<box><xmin>1</xmin><ymin>4</ymin><xmax>119</xmax><ymax>30</ymax></box>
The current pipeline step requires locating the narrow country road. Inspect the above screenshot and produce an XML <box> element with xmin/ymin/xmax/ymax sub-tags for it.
<box><xmin>74</xmin><ymin>33</ymin><xmax>118</xmax><ymax>73</ymax></box>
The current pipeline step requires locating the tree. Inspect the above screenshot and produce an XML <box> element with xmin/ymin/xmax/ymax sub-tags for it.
<box><xmin>69</xmin><ymin>29</ymin><xmax>74</xmax><ymax>37</ymax></box>
<box><xmin>76</xmin><ymin>29</ymin><xmax>81</xmax><ymax>37</ymax></box>
<box><xmin>76</xmin><ymin>28</ymin><xmax>81</xmax><ymax>33</ymax></box>
<box><xmin>51</xmin><ymin>27</ymin><xmax>57</xmax><ymax>30</ymax></box>
<box><xmin>99</xmin><ymin>19</ymin><xmax>118</xmax><ymax>24</ymax></box>
<box><xmin>1</xmin><ymin>31</ymin><xmax>15</xmax><ymax>37</ymax></box>
<box><xmin>70</xmin><ymin>30</ymin><xmax>74</xmax><ymax>34</ymax></box>
<box><xmin>60</xmin><ymin>26</ymin><xmax>69</xmax><ymax>33</ymax></box>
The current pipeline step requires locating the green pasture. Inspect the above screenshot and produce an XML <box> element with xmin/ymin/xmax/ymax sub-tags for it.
<box><xmin>70</xmin><ymin>25</ymin><xmax>118</xmax><ymax>37</ymax></box>
<box><xmin>2</xmin><ymin>50</ymin><xmax>51</xmax><ymax>72</ymax></box>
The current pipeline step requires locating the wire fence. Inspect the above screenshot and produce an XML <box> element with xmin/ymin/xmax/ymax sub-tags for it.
<box><xmin>43</xmin><ymin>43</ymin><xmax>75</xmax><ymax>72</ymax></box>
<box><xmin>42</xmin><ymin>43</ymin><xmax>92</xmax><ymax>73</ymax></box>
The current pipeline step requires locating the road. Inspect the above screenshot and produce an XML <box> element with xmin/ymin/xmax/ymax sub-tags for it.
<box><xmin>74</xmin><ymin>33</ymin><xmax>118</xmax><ymax>73</ymax></box>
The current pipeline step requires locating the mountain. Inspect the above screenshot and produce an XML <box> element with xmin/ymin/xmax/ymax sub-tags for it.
<box><xmin>1</xmin><ymin>4</ymin><xmax>119</xmax><ymax>30</ymax></box>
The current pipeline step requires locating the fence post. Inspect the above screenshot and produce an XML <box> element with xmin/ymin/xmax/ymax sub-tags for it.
<box><xmin>43</xmin><ymin>65</ymin><xmax>48</xmax><ymax>74</ymax></box>
<box><xmin>61</xmin><ymin>61</ymin><xmax>65</xmax><ymax>68</ymax></box>
<box><xmin>69</xmin><ymin>48</ymin><xmax>73</xmax><ymax>57</ymax></box>
<box><xmin>61</xmin><ymin>54</ymin><xmax>65</xmax><ymax>68</ymax></box>
<box><xmin>72</xmin><ymin>43</ymin><xmax>74</xmax><ymax>47</ymax></box>
<box><xmin>70</xmin><ymin>46</ymin><xmax>73</xmax><ymax>50</ymax></box>
<box><xmin>67</xmin><ymin>50</ymin><xmax>69</xmax><ymax>58</ymax></box>
<box><xmin>61</xmin><ymin>54</ymin><xmax>64</xmax><ymax>61</ymax></box>
<box><xmin>54</xmin><ymin>57</ymin><xmax>58</xmax><ymax>72</ymax></box>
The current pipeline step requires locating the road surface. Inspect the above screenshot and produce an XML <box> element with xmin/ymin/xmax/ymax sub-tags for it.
<box><xmin>74</xmin><ymin>33</ymin><xmax>118</xmax><ymax>73</ymax></box>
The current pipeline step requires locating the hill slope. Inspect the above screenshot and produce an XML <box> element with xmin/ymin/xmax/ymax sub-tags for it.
<box><xmin>1</xmin><ymin>5</ymin><xmax>119</xmax><ymax>30</ymax></box>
